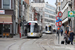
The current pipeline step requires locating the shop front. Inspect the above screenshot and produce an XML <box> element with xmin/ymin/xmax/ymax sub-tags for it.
<box><xmin>0</xmin><ymin>15</ymin><xmax>12</xmax><ymax>37</ymax></box>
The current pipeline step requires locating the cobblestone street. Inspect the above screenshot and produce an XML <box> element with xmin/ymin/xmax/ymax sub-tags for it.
<box><xmin>0</xmin><ymin>34</ymin><xmax>75</xmax><ymax>50</ymax></box>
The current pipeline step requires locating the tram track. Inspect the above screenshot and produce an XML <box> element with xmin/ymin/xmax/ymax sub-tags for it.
<box><xmin>6</xmin><ymin>34</ymin><xmax>56</xmax><ymax>50</ymax></box>
<box><xmin>6</xmin><ymin>39</ymin><xmax>30</xmax><ymax>50</ymax></box>
<box><xmin>35</xmin><ymin>39</ymin><xmax>55</xmax><ymax>50</ymax></box>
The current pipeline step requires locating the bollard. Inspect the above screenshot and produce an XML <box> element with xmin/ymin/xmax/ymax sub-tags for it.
<box><xmin>19</xmin><ymin>33</ymin><xmax>21</xmax><ymax>38</ymax></box>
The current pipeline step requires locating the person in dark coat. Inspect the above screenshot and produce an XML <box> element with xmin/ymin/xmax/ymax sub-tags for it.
<box><xmin>25</xmin><ymin>29</ymin><xmax>27</xmax><ymax>36</ymax></box>
<box><xmin>60</xmin><ymin>29</ymin><xmax>63</xmax><ymax>36</ymax></box>
<box><xmin>57</xmin><ymin>29</ymin><xmax>59</xmax><ymax>36</ymax></box>
<box><xmin>69</xmin><ymin>31</ymin><xmax>75</xmax><ymax>45</ymax></box>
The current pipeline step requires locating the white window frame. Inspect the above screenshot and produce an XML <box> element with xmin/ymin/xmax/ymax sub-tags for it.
<box><xmin>2</xmin><ymin>0</ymin><xmax>11</xmax><ymax>9</ymax></box>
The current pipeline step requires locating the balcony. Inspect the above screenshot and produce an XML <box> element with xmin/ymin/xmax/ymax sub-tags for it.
<box><xmin>61</xmin><ymin>0</ymin><xmax>68</xmax><ymax>9</ymax></box>
<box><xmin>61</xmin><ymin>8</ymin><xmax>68</xmax><ymax>20</ymax></box>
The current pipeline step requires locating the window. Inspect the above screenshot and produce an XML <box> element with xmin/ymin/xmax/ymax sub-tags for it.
<box><xmin>45</xmin><ymin>14</ymin><xmax>55</xmax><ymax>19</ymax></box>
<box><xmin>2</xmin><ymin>0</ymin><xmax>11</xmax><ymax>9</ymax></box>
<box><xmin>45</xmin><ymin>9</ymin><xmax>55</xmax><ymax>14</ymax></box>
<box><xmin>45</xmin><ymin>26</ymin><xmax>47</xmax><ymax>31</ymax></box>
<box><xmin>45</xmin><ymin>19</ymin><xmax>55</xmax><ymax>23</ymax></box>
<box><xmin>4</xmin><ymin>24</ymin><xmax>10</xmax><ymax>32</ymax></box>
<box><xmin>49</xmin><ymin>26</ymin><xmax>51</xmax><ymax>31</ymax></box>
<box><xmin>27</xmin><ymin>23</ymin><xmax>30</xmax><ymax>32</ymax></box>
<box><xmin>46</xmin><ymin>4</ymin><xmax>55</xmax><ymax>10</ymax></box>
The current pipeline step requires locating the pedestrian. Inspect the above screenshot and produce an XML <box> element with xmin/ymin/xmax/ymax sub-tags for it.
<box><xmin>69</xmin><ymin>31</ymin><xmax>75</xmax><ymax>45</ymax></box>
<box><xmin>60</xmin><ymin>29</ymin><xmax>63</xmax><ymax>36</ymax></box>
<box><xmin>57</xmin><ymin>28</ymin><xmax>60</xmax><ymax>36</ymax></box>
<box><xmin>64</xmin><ymin>30</ymin><xmax>68</xmax><ymax>45</ymax></box>
<box><xmin>25</xmin><ymin>29</ymin><xmax>27</xmax><ymax>36</ymax></box>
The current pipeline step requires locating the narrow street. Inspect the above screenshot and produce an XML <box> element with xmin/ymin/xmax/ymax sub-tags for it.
<box><xmin>0</xmin><ymin>33</ymin><xmax>75</xmax><ymax>50</ymax></box>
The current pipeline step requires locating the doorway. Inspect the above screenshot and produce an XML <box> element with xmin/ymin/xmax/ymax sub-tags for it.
<box><xmin>0</xmin><ymin>24</ymin><xmax>3</xmax><ymax>36</ymax></box>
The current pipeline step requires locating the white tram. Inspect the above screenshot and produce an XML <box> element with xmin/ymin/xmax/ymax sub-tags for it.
<box><xmin>25</xmin><ymin>21</ymin><xmax>42</xmax><ymax>37</ymax></box>
<box><xmin>45</xmin><ymin>25</ymin><xmax>53</xmax><ymax>34</ymax></box>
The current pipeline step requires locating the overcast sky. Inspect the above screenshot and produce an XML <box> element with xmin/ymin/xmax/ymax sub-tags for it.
<box><xmin>31</xmin><ymin>0</ymin><xmax>56</xmax><ymax>7</ymax></box>
<box><xmin>45</xmin><ymin>0</ymin><xmax>56</xmax><ymax>7</ymax></box>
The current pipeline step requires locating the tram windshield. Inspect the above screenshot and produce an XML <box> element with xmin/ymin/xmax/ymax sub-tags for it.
<box><xmin>27</xmin><ymin>23</ymin><xmax>39</xmax><ymax>33</ymax></box>
<box><xmin>45</xmin><ymin>26</ymin><xmax>51</xmax><ymax>31</ymax></box>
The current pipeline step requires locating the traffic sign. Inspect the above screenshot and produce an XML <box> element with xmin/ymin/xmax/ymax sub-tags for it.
<box><xmin>58</xmin><ymin>11</ymin><xmax>63</xmax><ymax>17</ymax></box>
<box><xmin>56</xmin><ymin>16</ymin><xmax>60</xmax><ymax>20</ymax></box>
<box><xmin>56</xmin><ymin>18</ymin><xmax>62</xmax><ymax>22</ymax></box>
<box><xmin>56</xmin><ymin>20</ymin><xmax>59</xmax><ymax>22</ymax></box>
<box><xmin>56</xmin><ymin>22</ymin><xmax>59</xmax><ymax>26</ymax></box>
<box><xmin>58</xmin><ymin>21</ymin><xmax>62</xmax><ymax>27</ymax></box>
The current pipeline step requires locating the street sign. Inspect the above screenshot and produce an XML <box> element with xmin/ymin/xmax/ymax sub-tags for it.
<box><xmin>56</xmin><ymin>22</ymin><xmax>59</xmax><ymax>26</ymax></box>
<box><xmin>68</xmin><ymin>11</ymin><xmax>75</xmax><ymax>17</ymax></box>
<box><xmin>56</xmin><ymin>20</ymin><xmax>59</xmax><ymax>22</ymax></box>
<box><xmin>58</xmin><ymin>11</ymin><xmax>63</xmax><ymax>17</ymax></box>
<box><xmin>58</xmin><ymin>21</ymin><xmax>62</xmax><ymax>27</ymax></box>
<box><xmin>56</xmin><ymin>16</ymin><xmax>60</xmax><ymax>20</ymax></box>
<box><xmin>56</xmin><ymin>18</ymin><xmax>62</xmax><ymax>22</ymax></box>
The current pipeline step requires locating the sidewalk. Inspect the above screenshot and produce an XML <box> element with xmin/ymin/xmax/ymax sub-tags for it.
<box><xmin>54</xmin><ymin>34</ymin><xmax>75</xmax><ymax>50</ymax></box>
<box><xmin>13</xmin><ymin>34</ymin><xmax>25</xmax><ymax>39</ymax></box>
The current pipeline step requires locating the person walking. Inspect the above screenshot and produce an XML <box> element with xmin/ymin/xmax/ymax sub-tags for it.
<box><xmin>60</xmin><ymin>29</ymin><xmax>63</xmax><ymax>36</ymax></box>
<box><xmin>25</xmin><ymin>29</ymin><xmax>27</xmax><ymax>36</ymax></box>
<box><xmin>64</xmin><ymin>30</ymin><xmax>68</xmax><ymax>45</ymax></box>
<box><xmin>69</xmin><ymin>31</ymin><xmax>75</xmax><ymax>45</ymax></box>
<box><xmin>56</xmin><ymin>28</ymin><xmax>60</xmax><ymax>39</ymax></box>
<box><xmin>57</xmin><ymin>28</ymin><xmax>60</xmax><ymax>36</ymax></box>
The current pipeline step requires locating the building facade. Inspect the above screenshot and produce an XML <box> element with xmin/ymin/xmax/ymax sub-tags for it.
<box><xmin>0</xmin><ymin>0</ymin><xmax>15</xmax><ymax>37</ymax></box>
<box><xmin>43</xmin><ymin>3</ymin><xmax>56</xmax><ymax>29</ymax></box>
<box><xmin>31</xmin><ymin>2</ymin><xmax>56</xmax><ymax>30</ymax></box>
<box><xmin>56</xmin><ymin>0</ymin><xmax>75</xmax><ymax>32</ymax></box>
<box><xmin>20</xmin><ymin>0</ymin><xmax>30</xmax><ymax>35</ymax></box>
<box><xmin>61</xmin><ymin>0</ymin><xmax>72</xmax><ymax>32</ymax></box>
<box><xmin>33</xmin><ymin>0</ymin><xmax>44</xmax><ymax>3</ymax></box>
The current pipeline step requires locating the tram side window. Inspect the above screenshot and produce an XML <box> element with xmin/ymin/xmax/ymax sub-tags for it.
<box><xmin>45</xmin><ymin>26</ymin><xmax>47</xmax><ymax>31</ymax></box>
<box><xmin>34</xmin><ymin>23</ymin><xmax>39</xmax><ymax>33</ymax></box>
<box><xmin>49</xmin><ymin>26</ymin><xmax>51</xmax><ymax>31</ymax></box>
<box><xmin>27</xmin><ymin>23</ymin><xmax>30</xmax><ymax>32</ymax></box>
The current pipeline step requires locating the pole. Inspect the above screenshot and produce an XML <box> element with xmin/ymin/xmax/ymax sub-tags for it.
<box><xmin>32</xmin><ymin>12</ymin><xmax>34</xmax><ymax>21</ymax></box>
<box><xmin>2</xmin><ymin>21</ymin><xmax>4</xmax><ymax>38</ymax></box>
<box><xmin>58</xmin><ymin>0</ymin><xmax>61</xmax><ymax>44</ymax></box>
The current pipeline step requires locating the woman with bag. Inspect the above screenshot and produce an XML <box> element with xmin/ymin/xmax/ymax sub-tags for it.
<box><xmin>64</xmin><ymin>30</ymin><xmax>68</xmax><ymax>45</ymax></box>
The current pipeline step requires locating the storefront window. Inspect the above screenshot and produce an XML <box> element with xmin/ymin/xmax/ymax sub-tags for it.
<box><xmin>4</xmin><ymin>24</ymin><xmax>10</xmax><ymax>32</ymax></box>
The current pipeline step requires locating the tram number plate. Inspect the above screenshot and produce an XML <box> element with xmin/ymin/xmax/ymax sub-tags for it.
<box><xmin>31</xmin><ymin>33</ymin><xmax>33</xmax><ymax>35</ymax></box>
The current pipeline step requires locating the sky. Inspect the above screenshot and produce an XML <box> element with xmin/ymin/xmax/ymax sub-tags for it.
<box><xmin>45</xmin><ymin>0</ymin><xmax>56</xmax><ymax>7</ymax></box>
<box><xmin>31</xmin><ymin>0</ymin><xmax>56</xmax><ymax>7</ymax></box>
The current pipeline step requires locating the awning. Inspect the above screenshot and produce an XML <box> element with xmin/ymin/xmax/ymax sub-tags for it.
<box><xmin>0</xmin><ymin>15</ymin><xmax>12</xmax><ymax>24</ymax></box>
<box><xmin>62</xmin><ymin>18</ymin><xmax>68</xmax><ymax>24</ymax></box>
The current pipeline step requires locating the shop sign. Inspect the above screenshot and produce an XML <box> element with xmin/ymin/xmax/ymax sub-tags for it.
<box><xmin>0</xmin><ymin>10</ymin><xmax>5</xmax><ymax>14</ymax></box>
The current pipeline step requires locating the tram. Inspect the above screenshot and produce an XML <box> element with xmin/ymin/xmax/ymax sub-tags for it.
<box><xmin>25</xmin><ymin>21</ymin><xmax>42</xmax><ymax>37</ymax></box>
<box><xmin>44</xmin><ymin>25</ymin><xmax>53</xmax><ymax>34</ymax></box>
